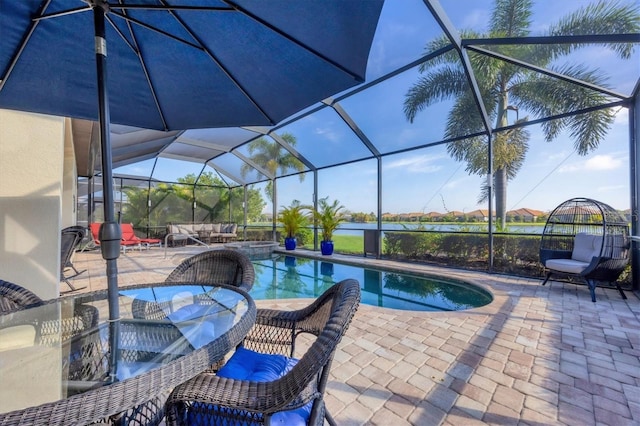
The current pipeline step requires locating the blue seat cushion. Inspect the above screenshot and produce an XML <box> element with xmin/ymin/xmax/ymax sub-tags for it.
<box><xmin>187</xmin><ymin>347</ymin><xmax>312</xmax><ymax>425</ymax></box>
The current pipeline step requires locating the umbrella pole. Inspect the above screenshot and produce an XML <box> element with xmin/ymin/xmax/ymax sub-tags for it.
<box><xmin>93</xmin><ymin>3</ymin><xmax>121</xmax><ymax>381</ymax></box>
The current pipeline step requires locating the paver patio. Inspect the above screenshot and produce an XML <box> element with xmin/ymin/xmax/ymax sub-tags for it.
<box><xmin>67</xmin><ymin>246</ymin><xmax>640</xmax><ymax>425</ymax></box>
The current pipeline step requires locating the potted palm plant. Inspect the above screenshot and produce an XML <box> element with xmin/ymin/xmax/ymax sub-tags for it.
<box><xmin>308</xmin><ymin>197</ymin><xmax>346</xmax><ymax>255</ymax></box>
<box><xmin>278</xmin><ymin>200</ymin><xmax>308</xmax><ymax>250</ymax></box>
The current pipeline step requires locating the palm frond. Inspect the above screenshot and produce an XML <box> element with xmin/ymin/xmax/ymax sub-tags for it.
<box><xmin>511</xmin><ymin>63</ymin><xmax>615</xmax><ymax>152</ymax></box>
<box><xmin>418</xmin><ymin>30</ymin><xmax>484</xmax><ymax>72</ymax></box>
<box><xmin>404</xmin><ymin>66</ymin><xmax>469</xmax><ymax>122</ymax></box>
<box><xmin>490</xmin><ymin>0</ymin><xmax>533</xmax><ymax>36</ymax></box>
<box><xmin>546</xmin><ymin>0</ymin><xmax>640</xmax><ymax>59</ymax></box>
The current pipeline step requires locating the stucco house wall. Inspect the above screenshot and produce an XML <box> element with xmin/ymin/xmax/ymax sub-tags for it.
<box><xmin>0</xmin><ymin>109</ymin><xmax>69</xmax><ymax>299</ymax></box>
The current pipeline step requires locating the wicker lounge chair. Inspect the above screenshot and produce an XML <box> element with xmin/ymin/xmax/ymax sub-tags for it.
<box><xmin>60</xmin><ymin>226</ymin><xmax>87</xmax><ymax>292</ymax></box>
<box><xmin>539</xmin><ymin>197</ymin><xmax>629</xmax><ymax>302</ymax></box>
<box><xmin>165</xmin><ymin>278</ymin><xmax>361</xmax><ymax>426</ymax></box>
<box><xmin>0</xmin><ymin>280</ymin><xmax>43</xmax><ymax>313</ymax></box>
<box><xmin>165</xmin><ymin>249</ymin><xmax>255</xmax><ymax>292</ymax></box>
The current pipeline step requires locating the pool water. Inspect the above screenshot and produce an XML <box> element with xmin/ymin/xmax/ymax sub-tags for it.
<box><xmin>250</xmin><ymin>255</ymin><xmax>492</xmax><ymax>312</ymax></box>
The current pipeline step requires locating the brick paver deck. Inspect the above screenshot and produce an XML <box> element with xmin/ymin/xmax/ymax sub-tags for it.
<box><xmin>67</xmin><ymin>246</ymin><xmax>640</xmax><ymax>425</ymax></box>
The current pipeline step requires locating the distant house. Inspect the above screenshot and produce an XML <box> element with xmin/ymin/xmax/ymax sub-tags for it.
<box><xmin>382</xmin><ymin>213</ymin><xmax>399</xmax><ymax>221</ymax></box>
<box><xmin>506</xmin><ymin>208</ymin><xmax>546</xmax><ymax>222</ymax></box>
<box><xmin>466</xmin><ymin>209</ymin><xmax>490</xmax><ymax>221</ymax></box>
<box><xmin>440</xmin><ymin>210</ymin><xmax>465</xmax><ymax>221</ymax></box>
<box><xmin>425</xmin><ymin>211</ymin><xmax>443</xmax><ymax>221</ymax></box>
<box><xmin>407</xmin><ymin>212</ymin><xmax>425</xmax><ymax>222</ymax></box>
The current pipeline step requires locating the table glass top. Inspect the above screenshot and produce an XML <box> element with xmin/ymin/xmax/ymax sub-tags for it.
<box><xmin>0</xmin><ymin>283</ymin><xmax>252</xmax><ymax>415</ymax></box>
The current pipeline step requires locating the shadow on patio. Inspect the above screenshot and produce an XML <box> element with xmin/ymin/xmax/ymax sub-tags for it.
<box><xmin>69</xmin><ymin>247</ymin><xmax>640</xmax><ymax>425</ymax></box>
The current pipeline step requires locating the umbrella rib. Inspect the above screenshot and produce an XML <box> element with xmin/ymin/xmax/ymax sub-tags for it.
<box><xmin>1</xmin><ymin>0</ymin><xmax>64</xmax><ymax>91</ymax></box>
<box><xmin>157</xmin><ymin>0</ymin><xmax>276</xmax><ymax>124</ymax></box>
<box><xmin>105</xmin><ymin>14</ymin><xmax>169</xmax><ymax>131</ymax></box>
<box><xmin>109</xmin><ymin>10</ymin><xmax>203</xmax><ymax>51</ymax></box>
<box><xmin>106</xmin><ymin>15</ymin><xmax>137</xmax><ymax>53</ymax></box>
<box><xmin>108</xmin><ymin>4</ymin><xmax>234</xmax><ymax>12</ymax></box>
<box><xmin>33</xmin><ymin>6</ymin><xmax>92</xmax><ymax>21</ymax></box>
<box><xmin>225</xmin><ymin>0</ymin><xmax>364</xmax><ymax>83</ymax></box>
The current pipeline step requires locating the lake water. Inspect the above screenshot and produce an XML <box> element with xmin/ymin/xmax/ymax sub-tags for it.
<box><xmin>333</xmin><ymin>222</ymin><xmax>543</xmax><ymax>236</ymax></box>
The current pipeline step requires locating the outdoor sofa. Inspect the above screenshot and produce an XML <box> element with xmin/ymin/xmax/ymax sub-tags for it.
<box><xmin>165</xmin><ymin>223</ymin><xmax>238</xmax><ymax>246</ymax></box>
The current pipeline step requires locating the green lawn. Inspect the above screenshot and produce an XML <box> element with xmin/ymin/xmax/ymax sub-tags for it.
<box><xmin>299</xmin><ymin>235</ymin><xmax>367</xmax><ymax>255</ymax></box>
<box><xmin>332</xmin><ymin>235</ymin><xmax>364</xmax><ymax>254</ymax></box>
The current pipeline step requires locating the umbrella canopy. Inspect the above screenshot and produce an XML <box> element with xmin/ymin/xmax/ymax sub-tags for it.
<box><xmin>0</xmin><ymin>0</ymin><xmax>383</xmax><ymax>369</ymax></box>
<box><xmin>0</xmin><ymin>0</ymin><xmax>383</xmax><ymax>130</ymax></box>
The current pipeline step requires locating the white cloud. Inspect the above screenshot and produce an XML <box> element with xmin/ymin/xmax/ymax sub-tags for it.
<box><xmin>546</xmin><ymin>150</ymin><xmax>572</xmax><ymax>161</ymax></box>
<box><xmin>314</xmin><ymin>127</ymin><xmax>339</xmax><ymax>142</ymax></box>
<box><xmin>384</xmin><ymin>154</ymin><xmax>445</xmax><ymax>173</ymax></box>
<box><xmin>614</xmin><ymin>108</ymin><xmax>629</xmax><ymax>125</ymax></box>
<box><xmin>558</xmin><ymin>163</ymin><xmax>578</xmax><ymax>173</ymax></box>
<box><xmin>443</xmin><ymin>177</ymin><xmax>469</xmax><ymax>190</ymax></box>
<box><xmin>584</xmin><ymin>155</ymin><xmax>622</xmax><ymax>171</ymax></box>
<box><xmin>597</xmin><ymin>184</ymin><xmax>625</xmax><ymax>192</ymax></box>
<box><xmin>559</xmin><ymin>154</ymin><xmax>624</xmax><ymax>173</ymax></box>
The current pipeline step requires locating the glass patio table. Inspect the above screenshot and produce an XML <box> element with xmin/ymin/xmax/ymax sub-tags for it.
<box><xmin>0</xmin><ymin>282</ymin><xmax>256</xmax><ymax>425</ymax></box>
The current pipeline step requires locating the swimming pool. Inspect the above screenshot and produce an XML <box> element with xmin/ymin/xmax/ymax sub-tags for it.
<box><xmin>250</xmin><ymin>255</ymin><xmax>492</xmax><ymax>312</ymax></box>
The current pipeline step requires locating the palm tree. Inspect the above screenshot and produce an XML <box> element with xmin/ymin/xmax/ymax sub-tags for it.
<box><xmin>240</xmin><ymin>132</ymin><xmax>306</xmax><ymax>203</ymax></box>
<box><xmin>404</xmin><ymin>0</ymin><xmax>638</xmax><ymax>227</ymax></box>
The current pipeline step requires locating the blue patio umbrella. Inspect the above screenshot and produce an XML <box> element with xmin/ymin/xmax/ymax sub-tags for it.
<box><xmin>0</xmin><ymin>0</ymin><xmax>383</xmax><ymax>375</ymax></box>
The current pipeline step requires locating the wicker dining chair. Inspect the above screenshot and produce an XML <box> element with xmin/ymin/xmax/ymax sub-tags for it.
<box><xmin>127</xmin><ymin>250</ymin><xmax>255</xmax><ymax>425</ymax></box>
<box><xmin>165</xmin><ymin>278</ymin><xmax>361</xmax><ymax>426</ymax></box>
<box><xmin>165</xmin><ymin>249</ymin><xmax>256</xmax><ymax>292</ymax></box>
<box><xmin>0</xmin><ymin>280</ymin><xmax>43</xmax><ymax>313</ymax></box>
<box><xmin>130</xmin><ymin>250</ymin><xmax>255</xmax><ymax>321</ymax></box>
<box><xmin>128</xmin><ymin>254</ymin><xmax>255</xmax><ymax>426</ymax></box>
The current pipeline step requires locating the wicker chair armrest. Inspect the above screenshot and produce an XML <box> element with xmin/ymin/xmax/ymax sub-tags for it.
<box><xmin>254</xmin><ymin>307</ymin><xmax>302</xmax><ymax>327</ymax></box>
<box><xmin>257</xmin><ymin>282</ymin><xmax>341</xmax><ymax>326</ymax></box>
<box><xmin>243</xmin><ymin>295</ymin><xmax>335</xmax><ymax>356</ymax></box>
<box><xmin>167</xmin><ymin>372</ymin><xmax>317</xmax><ymax>415</ymax></box>
<box><xmin>539</xmin><ymin>249</ymin><xmax>572</xmax><ymax>264</ymax></box>
<box><xmin>580</xmin><ymin>256</ymin><xmax>603</xmax><ymax>277</ymax></box>
<box><xmin>581</xmin><ymin>256</ymin><xmax>629</xmax><ymax>281</ymax></box>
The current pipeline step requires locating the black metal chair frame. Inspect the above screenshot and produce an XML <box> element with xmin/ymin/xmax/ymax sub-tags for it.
<box><xmin>539</xmin><ymin>197</ymin><xmax>629</xmax><ymax>302</ymax></box>
<box><xmin>60</xmin><ymin>226</ymin><xmax>87</xmax><ymax>292</ymax></box>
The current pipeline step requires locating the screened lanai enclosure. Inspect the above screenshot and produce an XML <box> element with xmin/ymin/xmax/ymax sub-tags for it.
<box><xmin>74</xmin><ymin>0</ymin><xmax>640</xmax><ymax>290</ymax></box>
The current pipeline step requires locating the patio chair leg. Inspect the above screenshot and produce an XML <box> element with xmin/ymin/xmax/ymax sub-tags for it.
<box><xmin>64</xmin><ymin>265</ymin><xmax>87</xmax><ymax>280</ymax></box>
<box><xmin>325</xmin><ymin>410</ymin><xmax>338</xmax><ymax>426</ymax></box>
<box><xmin>616</xmin><ymin>284</ymin><xmax>627</xmax><ymax>300</ymax></box>
<box><xmin>587</xmin><ymin>279</ymin><xmax>597</xmax><ymax>303</ymax></box>
<box><xmin>541</xmin><ymin>272</ymin><xmax>552</xmax><ymax>286</ymax></box>
<box><xmin>61</xmin><ymin>278</ymin><xmax>86</xmax><ymax>293</ymax></box>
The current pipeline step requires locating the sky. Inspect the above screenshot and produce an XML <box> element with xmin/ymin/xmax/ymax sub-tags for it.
<box><xmin>274</xmin><ymin>0</ymin><xmax>638</xmax><ymax>214</ymax></box>
<box><xmin>115</xmin><ymin>0</ymin><xmax>639</xmax><ymax>215</ymax></box>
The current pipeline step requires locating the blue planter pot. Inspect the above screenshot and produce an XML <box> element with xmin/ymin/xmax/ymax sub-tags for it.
<box><xmin>320</xmin><ymin>261</ymin><xmax>334</xmax><ymax>276</ymax></box>
<box><xmin>284</xmin><ymin>237</ymin><xmax>296</xmax><ymax>250</ymax></box>
<box><xmin>320</xmin><ymin>240</ymin><xmax>334</xmax><ymax>255</ymax></box>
